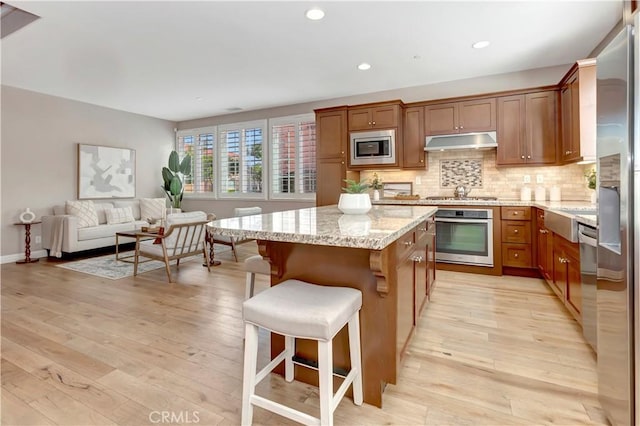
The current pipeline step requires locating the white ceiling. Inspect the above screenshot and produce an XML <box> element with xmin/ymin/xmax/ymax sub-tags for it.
<box><xmin>1</xmin><ymin>1</ymin><xmax>624</xmax><ymax>122</ymax></box>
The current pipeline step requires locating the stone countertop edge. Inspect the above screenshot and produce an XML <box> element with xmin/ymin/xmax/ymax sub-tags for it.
<box><xmin>207</xmin><ymin>205</ymin><xmax>438</xmax><ymax>251</ymax></box>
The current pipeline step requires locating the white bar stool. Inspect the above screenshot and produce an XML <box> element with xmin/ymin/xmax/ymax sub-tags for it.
<box><xmin>241</xmin><ymin>279</ymin><xmax>363</xmax><ymax>426</ymax></box>
<box><xmin>243</xmin><ymin>254</ymin><xmax>270</xmax><ymax>299</ymax></box>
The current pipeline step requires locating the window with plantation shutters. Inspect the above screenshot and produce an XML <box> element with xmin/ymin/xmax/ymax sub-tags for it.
<box><xmin>270</xmin><ymin>114</ymin><xmax>316</xmax><ymax>199</ymax></box>
<box><xmin>218</xmin><ymin>120</ymin><xmax>266</xmax><ymax>197</ymax></box>
<box><xmin>176</xmin><ymin>127</ymin><xmax>215</xmax><ymax>195</ymax></box>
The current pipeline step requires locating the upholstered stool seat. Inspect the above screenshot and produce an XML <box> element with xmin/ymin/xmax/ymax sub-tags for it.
<box><xmin>241</xmin><ymin>279</ymin><xmax>363</xmax><ymax>426</ymax></box>
<box><xmin>243</xmin><ymin>254</ymin><xmax>270</xmax><ymax>299</ymax></box>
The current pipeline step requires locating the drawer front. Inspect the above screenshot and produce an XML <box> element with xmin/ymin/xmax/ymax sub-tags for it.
<box><xmin>501</xmin><ymin>221</ymin><xmax>531</xmax><ymax>244</ymax></box>
<box><xmin>502</xmin><ymin>243</ymin><xmax>533</xmax><ymax>268</ymax></box>
<box><xmin>502</xmin><ymin>206</ymin><xmax>531</xmax><ymax>220</ymax></box>
<box><xmin>396</xmin><ymin>230</ymin><xmax>416</xmax><ymax>261</ymax></box>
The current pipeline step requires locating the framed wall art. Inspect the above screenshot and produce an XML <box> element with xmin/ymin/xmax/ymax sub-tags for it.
<box><xmin>382</xmin><ymin>182</ymin><xmax>412</xmax><ymax>198</ymax></box>
<box><xmin>77</xmin><ymin>144</ymin><xmax>136</xmax><ymax>199</ymax></box>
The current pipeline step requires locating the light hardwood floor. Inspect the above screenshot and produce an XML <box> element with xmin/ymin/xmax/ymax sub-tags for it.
<box><xmin>1</xmin><ymin>244</ymin><xmax>608</xmax><ymax>425</ymax></box>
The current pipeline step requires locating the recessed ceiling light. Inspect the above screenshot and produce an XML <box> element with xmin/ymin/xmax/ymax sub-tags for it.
<box><xmin>305</xmin><ymin>8</ymin><xmax>325</xmax><ymax>20</ymax></box>
<box><xmin>195</xmin><ymin>96</ymin><xmax>203</xmax><ymax>101</ymax></box>
<box><xmin>357</xmin><ymin>62</ymin><xmax>371</xmax><ymax>71</ymax></box>
<box><xmin>472</xmin><ymin>40</ymin><xmax>490</xmax><ymax>49</ymax></box>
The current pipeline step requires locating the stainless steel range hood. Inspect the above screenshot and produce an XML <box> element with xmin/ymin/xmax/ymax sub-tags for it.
<box><xmin>424</xmin><ymin>131</ymin><xmax>497</xmax><ymax>151</ymax></box>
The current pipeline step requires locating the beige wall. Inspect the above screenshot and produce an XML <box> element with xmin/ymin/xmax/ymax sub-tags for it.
<box><xmin>178</xmin><ymin>64</ymin><xmax>570</xmax><ymax>128</ymax></box>
<box><xmin>1</xmin><ymin>86</ymin><xmax>176</xmax><ymax>261</ymax></box>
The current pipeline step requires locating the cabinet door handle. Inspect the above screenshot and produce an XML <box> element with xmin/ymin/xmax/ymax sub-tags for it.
<box><xmin>514</xmin><ymin>253</ymin><xmax>519</xmax><ymax>258</ymax></box>
<box><xmin>418</xmin><ymin>227</ymin><xmax>427</xmax><ymax>232</ymax></box>
<box><xmin>513</xmin><ymin>211</ymin><xmax>519</xmax><ymax>215</ymax></box>
<box><xmin>527</xmin><ymin>155</ymin><xmax>531</xmax><ymax>159</ymax></box>
<box><xmin>521</xmin><ymin>155</ymin><xmax>525</xmax><ymax>159</ymax></box>
<box><xmin>539</xmin><ymin>229</ymin><xmax>548</xmax><ymax>234</ymax></box>
<box><xmin>368</xmin><ymin>121</ymin><xmax>372</xmax><ymax>125</ymax></box>
<box><xmin>372</xmin><ymin>121</ymin><xmax>376</xmax><ymax>125</ymax></box>
<box><xmin>404</xmin><ymin>241</ymin><xmax>413</xmax><ymax>247</ymax></box>
<box><xmin>559</xmin><ymin>257</ymin><xmax>568</xmax><ymax>264</ymax></box>
<box><xmin>459</xmin><ymin>125</ymin><xmax>464</xmax><ymax>129</ymax></box>
<box><xmin>341</xmin><ymin>161</ymin><xmax>345</xmax><ymax>164</ymax></box>
<box><xmin>454</xmin><ymin>126</ymin><xmax>459</xmax><ymax>130</ymax></box>
<box><xmin>411</xmin><ymin>255</ymin><xmax>423</xmax><ymax>263</ymax></box>
<box><xmin>513</xmin><ymin>229</ymin><xmax>519</xmax><ymax>233</ymax></box>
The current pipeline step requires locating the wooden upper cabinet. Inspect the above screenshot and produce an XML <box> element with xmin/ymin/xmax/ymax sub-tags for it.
<box><xmin>315</xmin><ymin>107</ymin><xmax>349</xmax><ymax>207</ymax></box>
<box><xmin>402</xmin><ymin>106</ymin><xmax>426</xmax><ymax>169</ymax></box>
<box><xmin>496</xmin><ymin>90</ymin><xmax>557</xmax><ymax>166</ymax></box>
<box><xmin>559</xmin><ymin>59</ymin><xmax>596</xmax><ymax>164</ymax></box>
<box><xmin>424</xmin><ymin>98</ymin><xmax>496</xmax><ymax>135</ymax></box>
<box><xmin>348</xmin><ymin>103</ymin><xmax>400</xmax><ymax>131</ymax></box>
<box><xmin>496</xmin><ymin>95</ymin><xmax>526</xmax><ymax>165</ymax></box>
<box><xmin>525</xmin><ymin>91</ymin><xmax>558</xmax><ymax>164</ymax></box>
<box><xmin>316</xmin><ymin>107</ymin><xmax>348</xmax><ymax>159</ymax></box>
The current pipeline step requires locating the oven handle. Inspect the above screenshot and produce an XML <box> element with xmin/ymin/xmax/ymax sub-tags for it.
<box><xmin>435</xmin><ymin>217</ymin><xmax>491</xmax><ymax>224</ymax></box>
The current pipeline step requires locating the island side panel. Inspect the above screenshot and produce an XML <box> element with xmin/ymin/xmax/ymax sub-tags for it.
<box><xmin>260</xmin><ymin>240</ymin><xmax>398</xmax><ymax>408</ymax></box>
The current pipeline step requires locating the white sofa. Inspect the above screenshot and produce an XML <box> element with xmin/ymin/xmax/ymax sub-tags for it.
<box><xmin>42</xmin><ymin>199</ymin><xmax>173</xmax><ymax>257</ymax></box>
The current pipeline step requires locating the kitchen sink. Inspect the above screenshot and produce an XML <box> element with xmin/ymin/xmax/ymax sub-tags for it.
<box><xmin>544</xmin><ymin>208</ymin><xmax>596</xmax><ymax>243</ymax></box>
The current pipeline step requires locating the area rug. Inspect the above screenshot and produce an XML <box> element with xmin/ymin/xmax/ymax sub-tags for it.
<box><xmin>56</xmin><ymin>244</ymin><xmax>234</xmax><ymax>280</ymax></box>
<box><xmin>56</xmin><ymin>253</ymin><xmax>197</xmax><ymax>280</ymax></box>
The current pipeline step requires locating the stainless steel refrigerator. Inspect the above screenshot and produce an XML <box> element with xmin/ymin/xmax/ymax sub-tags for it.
<box><xmin>595</xmin><ymin>13</ymin><xmax>638</xmax><ymax>426</ymax></box>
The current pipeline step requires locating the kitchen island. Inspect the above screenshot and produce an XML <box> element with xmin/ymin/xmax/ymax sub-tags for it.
<box><xmin>207</xmin><ymin>204</ymin><xmax>437</xmax><ymax>407</ymax></box>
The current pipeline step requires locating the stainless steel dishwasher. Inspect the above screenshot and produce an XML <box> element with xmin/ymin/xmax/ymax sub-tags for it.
<box><xmin>578</xmin><ymin>223</ymin><xmax>597</xmax><ymax>352</ymax></box>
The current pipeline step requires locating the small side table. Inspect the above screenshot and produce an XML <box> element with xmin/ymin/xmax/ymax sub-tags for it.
<box><xmin>14</xmin><ymin>221</ymin><xmax>41</xmax><ymax>264</ymax></box>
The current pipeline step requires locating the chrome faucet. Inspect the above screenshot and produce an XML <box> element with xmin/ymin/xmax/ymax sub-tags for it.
<box><xmin>454</xmin><ymin>185</ymin><xmax>470</xmax><ymax>199</ymax></box>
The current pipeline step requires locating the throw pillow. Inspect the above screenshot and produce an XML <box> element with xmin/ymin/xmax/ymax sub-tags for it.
<box><xmin>66</xmin><ymin>200</ymin><xmax>99</xmax><ymax>228</ymax></box>
<box><xmin>105</xmin><ymin>207</ymin><xmax>135</xmax><ymax>224</ymax></box>
<box><xmin>140</xmin><ymin>198</ymin><xmax>166</xmax><ymax>222</ymax></box>
<box><xmin>153</xmin><ymin>227</ymin><xmax>165</xmax><ymax>244</ymax></box>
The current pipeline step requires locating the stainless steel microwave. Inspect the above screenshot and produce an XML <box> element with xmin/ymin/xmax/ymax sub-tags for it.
<box><xmin>349</xmin><ymin>129</ymin><xmax>396</xmax><ymax>166</ymax></box>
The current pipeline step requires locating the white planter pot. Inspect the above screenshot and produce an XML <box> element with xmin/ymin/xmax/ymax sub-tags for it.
<box><xmin>338</xmin><ymin>193</ymin><xmax>372</xmax><ymax>215</ymax></box>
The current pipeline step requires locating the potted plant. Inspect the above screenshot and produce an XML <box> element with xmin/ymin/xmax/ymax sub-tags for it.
<box><xmin>338</xmin><ymin>179</ymin><xmax>372</xmax><ymax>214</ymax></box>
<box><xmin>370</xmin><ymin>173</ymin><xmax>383</xmax><ymax>201</ymax></box>
<box><xmin>162</xmin><ymin>150</ymin><xmax>192</xmax><ymax>209</ymax></box>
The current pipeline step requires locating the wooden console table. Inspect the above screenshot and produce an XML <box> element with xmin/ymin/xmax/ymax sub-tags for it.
<box><xmin>14</xmin><ymin>221</ymin><xmax>41</xmax><ymax>264</ymax></box>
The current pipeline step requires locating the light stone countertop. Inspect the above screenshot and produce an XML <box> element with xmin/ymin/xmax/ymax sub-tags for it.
<box><xmin>207</xmin><ymin>205</ymin><xmax>438</xmax><ymax>250</ymax></box>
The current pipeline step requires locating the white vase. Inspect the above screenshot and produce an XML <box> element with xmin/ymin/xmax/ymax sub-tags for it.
<box><xmin>338</xmin><ymin>193</ymin><xmax>372</xmax><ymax>215</ymax></box>
<box><xmin>19</xmin><ymin>208</ymin><xmax>36</xmax><ymax>224</ymax></box>
<box><xmin>372</xmin><ymin>190</ymin><xmax>380</xmax><ymax>201</ymax></box>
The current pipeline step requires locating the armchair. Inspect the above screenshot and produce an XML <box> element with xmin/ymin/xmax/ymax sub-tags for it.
<box><xmin>133</xmin><ymin>211</ymin><xmax>210</xmax><ymax>283</ymax></box>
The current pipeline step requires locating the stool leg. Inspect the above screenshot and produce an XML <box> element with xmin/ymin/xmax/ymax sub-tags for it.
<box><xmin>245</xmin><ymin>272</ymin><xmax>255</xmax><ymax>300</ymax></box>
<box><xmin>348</xmin><ymin>313</ymin><xmax>363</xmax><ymax>406</ymax></box>
<box><xmin>284</xmin><ymin>335</ymin><xmax>294</xmax><ymax>382</ymax></box>
<box><xmin>241</xmin><ymin>323</ymin><xmax>259</xmax><ymax>425</ymax></box>
<box><xmin>318</xmin><ymin>340</ymin><xmax>333</xmax><ymax>426</ymax></box>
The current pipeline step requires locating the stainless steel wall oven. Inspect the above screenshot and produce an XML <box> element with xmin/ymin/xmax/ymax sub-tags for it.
<box><xmin>434</xmin><ymin>208</ymin><xmax>494</xmax><ymax>267</ymax></box>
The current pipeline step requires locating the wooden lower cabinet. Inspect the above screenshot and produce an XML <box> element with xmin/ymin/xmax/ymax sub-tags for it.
<box><xmin>535</xmin><ymin>208</ymin><xmax>553</xmax><ymax>282</ymax></box>
<box><xmin>553</xmin><ymin>236</ymin><xmax>581</xmax><ymax>322</ymax></box>
<box><xmin>501</xmin><ymin>207</ymin><xmax>534</xmax><ymax>270</ymax></box>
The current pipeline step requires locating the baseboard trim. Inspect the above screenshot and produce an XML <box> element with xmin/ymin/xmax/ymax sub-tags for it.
<box><xmin>1</xmin><ymin>249</ymin><xmax>48</xmax><ymax>264</ymax></box>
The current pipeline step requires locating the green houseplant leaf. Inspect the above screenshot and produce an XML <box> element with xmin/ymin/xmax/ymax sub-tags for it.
<box><xmin>342</xmin><ymin>179</ymin><xmax>370</xmax><ymax>194</ymax></box>
<box><xmin>162</xmin><ymin>151</ymin><xmax>192</xmax><ymax>209</ymax></box>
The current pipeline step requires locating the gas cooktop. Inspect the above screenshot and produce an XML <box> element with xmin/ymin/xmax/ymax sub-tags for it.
<box><xmin>424</xmin><ymin>196</ymin><xmax>498</xmax><ymax>201</ymax></box>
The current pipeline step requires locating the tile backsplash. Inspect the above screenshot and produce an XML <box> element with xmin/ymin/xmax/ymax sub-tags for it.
<box><xmin>361</xmin><ymin>150</ymin><xmax>594</xmax><ymax>201</ymax></box>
